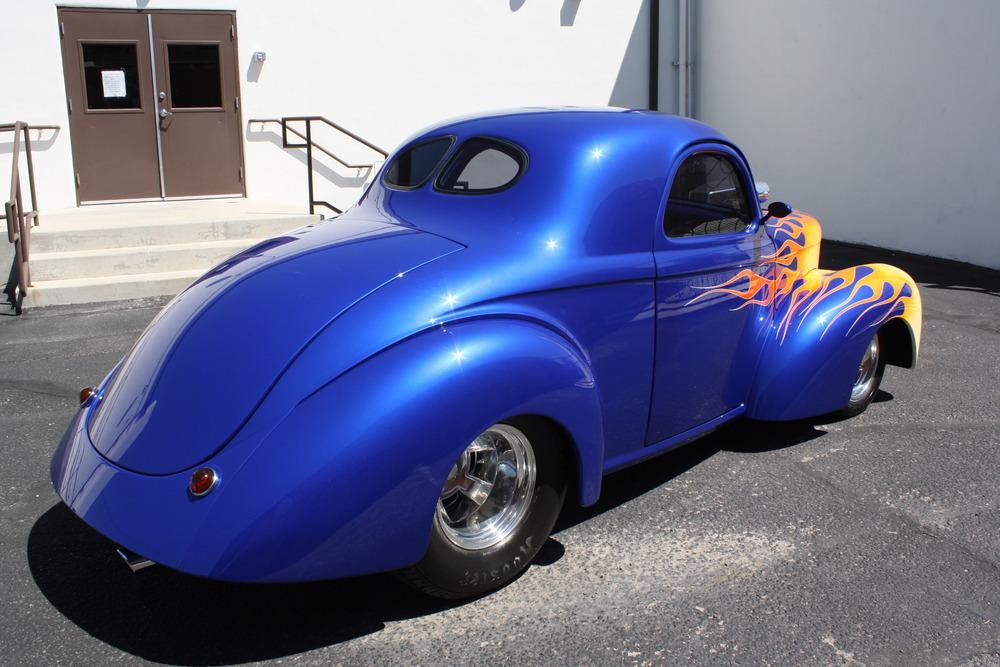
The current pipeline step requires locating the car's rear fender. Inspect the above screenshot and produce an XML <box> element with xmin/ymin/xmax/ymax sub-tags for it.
<box><xmin>184</xmin><ymin>317</ymin><xmax>604</xmax><ymax>582</ymax></box>
<box><xmin>747</xmin><ymin>263</ymin><xmax>922</xmax><ymax>421</ymax></box>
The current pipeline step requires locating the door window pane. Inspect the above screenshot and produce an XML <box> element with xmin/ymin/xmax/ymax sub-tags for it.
<box><xmin>167</xmin><ymin>44</ymin><xmax>222</xmax><ymax>108</ymax></box>
<box><xmin>82</xmin><ymin>43</ymin><xmax>141</xmax><ymax>110</ymax></box>
<box><xmin>664</xmin><ymin>153</ymin><xmax>751</xmax><ymax>237</ymax></box>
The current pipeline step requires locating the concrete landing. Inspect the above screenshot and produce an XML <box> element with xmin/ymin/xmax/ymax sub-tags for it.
<box><xmin>26</xmin><ymin>198</ymin><xmax>319</xmax><ymax>307</ymax></box>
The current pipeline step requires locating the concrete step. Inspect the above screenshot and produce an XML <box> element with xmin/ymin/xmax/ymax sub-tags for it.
<box><xmin>25</xmin><ymin>269</ymin><xmax>204</xmax><ymax>308</ymax></box>
<box><xmin>31</xmin><ymin>215</ymin><xmax>313</xmax><ymax>253</ymax></box>
<box><xmin>23</xmin><ymin>200</ymin><xmax>321</xmax><ymax>308</ymax></box>
<box><xmin>30</xmin><ymin>238</ymin><xmax>261</xmax><ymax>282</ymax></box>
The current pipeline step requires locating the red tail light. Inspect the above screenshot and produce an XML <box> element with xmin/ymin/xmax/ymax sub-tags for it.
<box><xmin>189</xmin><ymin>468</ymin><xmax>219</xmax><ymax>497</ymax></box>
<box><xmin>79</xmin><ymin>387</ymin><xmax>95</xmax><ymax>405</ymax></box>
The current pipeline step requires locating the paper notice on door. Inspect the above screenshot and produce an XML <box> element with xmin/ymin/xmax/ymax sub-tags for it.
<box><xmin>101</xmin><ymin>70</ymin><xmax>127</xmax><ymax>98</ymax></box>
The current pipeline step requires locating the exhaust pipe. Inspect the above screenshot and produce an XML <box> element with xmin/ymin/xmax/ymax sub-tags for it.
<box><xmin>116</xmin><ymin>547</ymin><xmax>155</xmax><ymax>572</ymax></box>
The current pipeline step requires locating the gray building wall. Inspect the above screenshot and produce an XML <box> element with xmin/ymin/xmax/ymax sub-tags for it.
<box><xmin>693</xmin><ymin>0</ymin><xmax>1000</xmax><ymax>269</ymax></box>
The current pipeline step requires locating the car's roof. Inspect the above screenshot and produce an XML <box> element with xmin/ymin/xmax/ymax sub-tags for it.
<box><xmin>404</xmin><ymin>107</ymin><xmax>729</xmax><ymax>154</ymax></box>
<box><xmin>356</xmin><ymin>107</ymin><xmax>743</xmax><ymax>252</ymax></box>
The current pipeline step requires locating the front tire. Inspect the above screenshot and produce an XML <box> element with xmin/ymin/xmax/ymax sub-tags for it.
<box><xmin>399</xmin><ymin>418</ymin><xmax>567</xmax><ymax>599</ymax></box>
<box><xmin>836</xmin><ymin>331</ymin><xmax>886</xmax><ymax>418</ymax></box>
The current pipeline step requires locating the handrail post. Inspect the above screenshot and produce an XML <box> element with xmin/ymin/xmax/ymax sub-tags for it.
<box><xmin>23</xmin><ymin>124</ymin><xmax>39</xmax><ymax>227</ymax></box>
<box><xmin>13</xmin><ymin>123</ymin><xmax>29</xmax><ymax>289</ymax></box>
<box><xmin>305</xmin><ymin>119</ymin><xmax>315</xmax><ymax>215</ymax></box>
<box><xmin>15</xmin><ymin>181</ymin><xmax>26</xmax><ymax>274</ymax></box>
<box><xmin>1</xmin><ymin>121</ymin><xmax>58</xmax><ymax>312</ymax></box>
<box><xmin>6</xmin><ymin>126</ymin><xmax>21</xmax><ymax>244</ymax></box>
<box><xmin>251</xmin><ymin>115</ymin><xmax>385</xmax><ymax>217</ymax></box>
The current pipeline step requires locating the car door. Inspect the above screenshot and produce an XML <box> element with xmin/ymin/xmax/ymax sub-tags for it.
<box><xmin>646</xmin><ymin>145</ymin><xmax>774</xmax><ymax>444</ymax></box>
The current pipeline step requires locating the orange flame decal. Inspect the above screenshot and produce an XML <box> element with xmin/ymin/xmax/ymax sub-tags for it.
<box><xmin>689</xmin><ymin>212</ymin><xmax>920</xmax><ymax>346</ymax></box>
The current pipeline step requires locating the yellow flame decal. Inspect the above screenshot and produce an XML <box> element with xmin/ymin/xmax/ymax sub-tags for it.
<box><xmin>688</xmin><ymin>212</ymin><xmax>921</xmax><ymax>348</ymax></box>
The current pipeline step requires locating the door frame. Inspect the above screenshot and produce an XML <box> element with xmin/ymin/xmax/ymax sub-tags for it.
<box><xmin>645</xmin><ymin>141</ymin><xmax>770</xmax><ymax>444</ymax></box>
<box><xmin>57</xmin><ymin>7</ymin><xmax>247</xmax><ymax>205</ymax></box>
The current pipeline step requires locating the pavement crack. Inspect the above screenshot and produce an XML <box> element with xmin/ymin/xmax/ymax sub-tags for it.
<box><xmin>0</xmin><ymin>378</ymin><xmax>78</xmax><ymax>400</ymax></box>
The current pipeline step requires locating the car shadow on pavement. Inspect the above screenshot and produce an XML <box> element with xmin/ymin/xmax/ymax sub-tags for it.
<box><xmin>27</xmin><ymin>420</ymin><xmax>823</xmax><ymax>664</ymax></box>
<box><xmin>555</xmin><ymin>419</ymin><xmax>826</xmax><ymax>533</ymax></box>
<box><xmin>27</xmin><ymin>503</ymin><xmax>462</xmax><ymax>665</ymax></box>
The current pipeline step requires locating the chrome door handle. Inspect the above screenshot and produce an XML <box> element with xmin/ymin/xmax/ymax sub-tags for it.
<box><xmin>159</xmin><ymin>109</ymin><xmax>173</xmax><ymax>118</ymax></box>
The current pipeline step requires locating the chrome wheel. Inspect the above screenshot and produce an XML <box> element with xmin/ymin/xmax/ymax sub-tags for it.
<box><xmin>850</xmin><ymin>335</ymin><xmax>881</xmax><ymax>402</ymax></box>
<box><xmin>437</xmin><ymin>424</ymin><xmax>537</xmax><ymax>551</ymax></box>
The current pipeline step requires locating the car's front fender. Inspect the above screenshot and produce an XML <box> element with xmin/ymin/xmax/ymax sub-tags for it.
<box><xmin>748</xmin><ymin>263</ymin><xmax>922</xmax><ymax>421</ymax></box>
<box><xmin>181</xmin><ymin>317</ymin><xmax>604</xmax><ymax>582</ymax></box>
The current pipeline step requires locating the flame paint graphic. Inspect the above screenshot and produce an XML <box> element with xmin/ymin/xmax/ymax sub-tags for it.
<box><xmin>688</xmin><ymin>212</ymin><xmax>920</xmax><ymax>345</ymax></box>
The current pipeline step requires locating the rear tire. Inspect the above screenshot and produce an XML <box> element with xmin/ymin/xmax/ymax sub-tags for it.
<box><xmin>835</xmin><ymin>331</ymin><xmax>886</xmax><ymax>418</ymax></box>
<box><xmin>398</xmin><ymin>417</ymin><xmax>567</xmax><ymax>599</ymax></box>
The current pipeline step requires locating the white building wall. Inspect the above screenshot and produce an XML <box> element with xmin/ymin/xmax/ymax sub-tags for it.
<box><xmin>4</xmin><ymin>2</ymin><xmax>997</xmax><ymax>269</ymax></box>
<box><xmin>1</xmin><ymin>4</ymin><xmax>79</xmax><ymax>213</ymax></box>
<box><xmin>1</xmin><ymin>0</ymin><xmax>653</xmax><ymax>214</ymax></box>
<box><xmin>693</xmin><ymin>0</ymin><xmax>1000</xmax><ymax>269</ymax></box>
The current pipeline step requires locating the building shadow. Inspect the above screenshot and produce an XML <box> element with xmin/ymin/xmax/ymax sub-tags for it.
<box><xmin>28</xmin><ymin>419</ymin><xmax>821</xmax><ymax>663</ymax></box>
<box><xmin>0</xmin><ymin>127</ymin><xmax>60</xmax><ymax>156</ymax></box>
<box><xmin>823</xmin><ymin>240</ymin><xmax>1000</xmax><ymax>299</ymax></box>
<box><xmin>508</xmin><ymin>0</ymin><xmax>581</xmax><ymax>25</ymax></box>
<box><xmin>245</xmin><ymin>57</ymin><xmax>263</xmax><ymax>83</ymax></box>
<box><xmin>607</xmin><ymin>4</ymin><xmax>651</xmax><ymax>109</ymax></box>
<box><xmin>2</xmin><ymin>260</ymin><xmax>22</xmax><ymax>315</ymax></box>
<box><xmin>560</xmin><ymin>0</ymin><xmax>581</xmax><ymax>26</ymax></box>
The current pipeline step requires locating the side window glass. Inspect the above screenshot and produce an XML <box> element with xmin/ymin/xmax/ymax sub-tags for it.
<box><xmin>664</xmin><ymin>153</ymin><xmax>751</xmax><ymax>237</ymax></box>
<box><xmin>384</xmin><ymin>137</ymin><xmax>454</xmax><ymax>189</ymax></box>
<box><xmin>436</xmin><ymin>137</ymin><xmax>525</xmax><ymax>194</ymax></box>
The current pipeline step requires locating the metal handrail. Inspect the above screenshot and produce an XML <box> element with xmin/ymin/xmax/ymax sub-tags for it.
<box><xmin>248</xmin><ymin>116</ymin><xmax>388</xmax><ymax>215</ymax></box>
<box><xmin>1</xmin><ymin>122</ymin><xmax>59</xmax><ymax>310</ymax></box>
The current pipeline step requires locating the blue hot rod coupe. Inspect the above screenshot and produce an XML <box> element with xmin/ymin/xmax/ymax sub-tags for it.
<box><xmin>51</xmin><ymin>108</ymin><xmax>921</xmax><ymax>599</ymax></box>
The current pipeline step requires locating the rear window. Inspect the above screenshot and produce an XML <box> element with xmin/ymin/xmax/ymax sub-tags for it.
<box><xmin>384</xmin><ymin>137</ymin><xmax>453</xmax><ymax>189</ymax></box>
<box><xmin>435</xmin><ymin>137</ymin><xmax>526</xmax><ymax>194</ymax></box>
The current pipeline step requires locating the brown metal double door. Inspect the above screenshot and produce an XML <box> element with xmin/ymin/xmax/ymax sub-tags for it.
<box><xmin>59</xmin><ymin>9</ymin><xmax>244</xmax><ymax>203</ymax></box>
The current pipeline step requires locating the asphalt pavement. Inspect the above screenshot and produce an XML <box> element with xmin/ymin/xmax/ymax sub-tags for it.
<box><xmin>1</xmin><ymin>242</ymin><xmax>998</xmax><ymax>666</ymax></box>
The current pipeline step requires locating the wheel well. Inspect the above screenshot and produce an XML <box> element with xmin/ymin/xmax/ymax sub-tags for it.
<box><xmin>879</xmin><ymin>317</ymin><xmax>915</xmax><ymax>368</ymax></box>
<box><xmin>509</xmin><ymin>414</ymin><xmax>581</xmax><ymax>507</ymax></box>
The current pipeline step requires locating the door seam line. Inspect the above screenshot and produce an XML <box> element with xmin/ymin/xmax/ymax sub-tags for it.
<box><xmin>147</xmin><ymin>13</ymin><xmax>167</xmax><ymax>199</ymax></box>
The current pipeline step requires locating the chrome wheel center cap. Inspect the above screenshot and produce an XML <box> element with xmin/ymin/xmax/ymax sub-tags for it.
<box><xmin>437</xmin><ymin>424</ymin><xmax>537</xmax><ymax>550</ymax></box>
